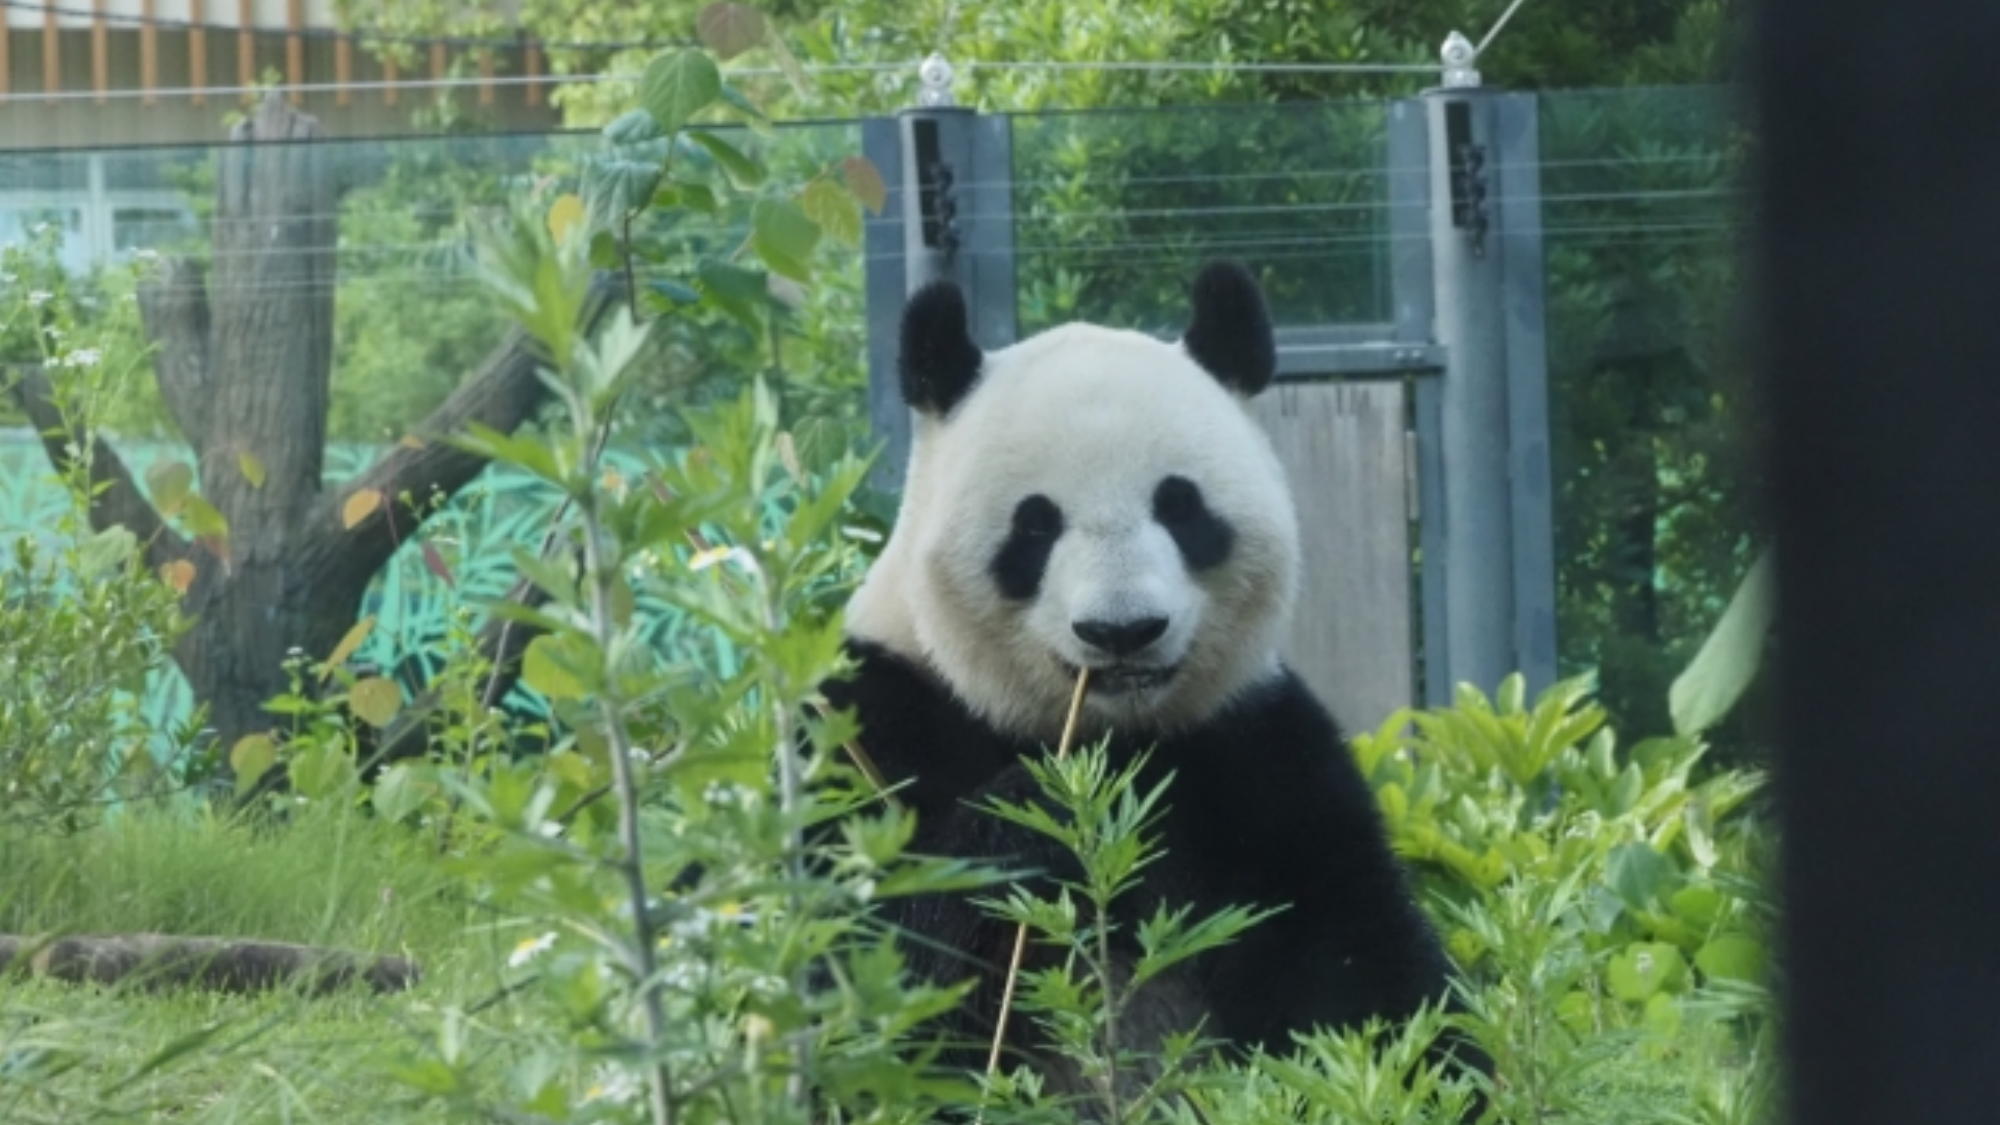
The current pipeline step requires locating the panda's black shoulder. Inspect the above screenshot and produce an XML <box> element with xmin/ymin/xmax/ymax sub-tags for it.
<box><xmin>819</xmin><ymin>639</ymin><xmax>1026</xmax><ymax>824</ymax></box>
<box><xmin>1153</xmin><ymin>668</ymin><xmax>1387</xmax><ymax>846</ymax></box>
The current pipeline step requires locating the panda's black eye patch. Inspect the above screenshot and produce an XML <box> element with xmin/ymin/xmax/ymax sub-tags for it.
<box><xmin>1153</xmin><ymin>475</ymin><xmax>1233</xmax><ymax>570</ymax></box>
<box><xmin>991</xmin><ymin>494</ymin><xmax>1064</xmax><ymax>600</ymax></box>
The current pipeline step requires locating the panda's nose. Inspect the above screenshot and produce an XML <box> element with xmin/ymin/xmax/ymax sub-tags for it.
<box><xmin>1072</xmin><ymin>616</ymin><xmax>1169</xmax><ymax>658</ymax></box>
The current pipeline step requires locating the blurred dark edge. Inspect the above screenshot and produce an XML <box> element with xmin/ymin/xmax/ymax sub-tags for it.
<box><xmin>1751</xmin><ymin>0</ymin><xmax>2000</xmax><ymax>1121</ymax></box>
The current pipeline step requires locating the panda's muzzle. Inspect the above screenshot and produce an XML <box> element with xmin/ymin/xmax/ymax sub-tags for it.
<box><xmin>1062</xmin><ymin>616</ymin><xmax>1178</xmax><ymax>694</ymax></box>
<box><xmin>1055</xmin><ymin>657</ymin><xmax>1180</xmax><ymax>696</ymax></box>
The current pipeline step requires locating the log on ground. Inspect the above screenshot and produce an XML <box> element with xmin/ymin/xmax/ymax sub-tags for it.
<box><xmin>0</xmin><ymin>933</ymin><xmax>419</xmax><ymax>995</ymax></box>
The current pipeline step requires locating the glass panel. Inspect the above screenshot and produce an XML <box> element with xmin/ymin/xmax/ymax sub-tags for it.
<box><xmin>0</xmin><ymin>150</ymin><xmax>92</xmax><ymax>192</ymax></box>
<box><xmin>0</xmin><ymin>119</ymin><xmax>869</xmax><ymax>740</ymax></box>
<box><xmin>1009</xmin><ymin>100</ymin><xmax>1403</xmax><ymax>335</ymax></box>
<box><xmin>1537</xmin><ymin>85</ymin><xmax>1760</xmax><ymax>745</ymax></box>
<box><xmin>111</xmin><ymin>206</ymin><xmax>198</xmax><ymax>253</ymax></box>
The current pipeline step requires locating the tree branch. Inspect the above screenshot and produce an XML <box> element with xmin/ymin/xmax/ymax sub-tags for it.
<box><xmin>7</xmin><ymin>366</ymin><xmax>191</xmax><ymax>570</ymax></box>
<box><xmin>310</xmin><ymin>270</ymin><xmax>618</xmax><ymax>591</ymax></box>
<box><xmin>364</xmin><ymin>575</ymin><xmax>555</xmax><ymax>771</ymax></box>
<box><xmin>133</xmin><ymin>257</ymin><xmax>214</xmax><ymax>451</ymax></box>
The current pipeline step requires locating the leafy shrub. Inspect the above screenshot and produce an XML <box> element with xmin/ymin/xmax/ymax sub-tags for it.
<box><xmin>1352</xmin><ymin>674</ymin><xmax>1778</xmax><ymax>1123</ymax></box>
<box><xmin>0</xmin><ymin>240</ymin><xmax>202</xmax><ymax>829</ymax></box>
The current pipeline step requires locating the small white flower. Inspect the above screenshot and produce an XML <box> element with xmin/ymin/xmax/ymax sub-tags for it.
<box><xmin>668</xmin><ymin>901</ymin><xmax>757</xmax><ymax>941</ymax></box>
<box><xmin>26</xmin><ymin>290</ymin><xmax>52</xmax><ymax>307</ymax></box>
<box><xmin>506</xmin><ymin>930</ymin><xmax>557</xmax><ymax>968</ymax></box>
<box><xmin>59</xmin><ymin>347</ymin><xmax>102</xmax><ymax>369</ymax></box>
<box><xmin>701</xmin><ymin>780</ymin><xmax>754</xmax><ymax>808</ymax></box>
<box><xmin>30</xmin><ymin>222</ymin><xmax>50</xmax><ymax>236</ymax></box>
<box><xmin>580</xmin><ymin>1065</ymin><xmax>644</xmax><ymax>1105</ymax></box>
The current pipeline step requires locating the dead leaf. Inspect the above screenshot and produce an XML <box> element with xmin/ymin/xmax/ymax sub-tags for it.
<box><xmin>420</xmin><ymin>541</ymin><xmax>455</xmax><ymax>587</ymax></box>
<box><xmin>696</xmin><ymin>2</ymin><xmax>768</xmax><ymax>60</ymax></box>
<box><xmin>341</xmin><ymin>488</ymin><xmax>383</xmax><ymax>530</ymax></box>
<box><xmin>323</xmin><ymin>615</ymin><xmax>376</xmax><ymax>678</ymax></box>
<box><xmin>841</xmin><ymin>156</ymin><xmax>889</xmax><ymax>215</ymax></box>
<box><xmin>159</xmin><ymin>558</ymin><xmax>196</xmax><ymax>596</ymax></box>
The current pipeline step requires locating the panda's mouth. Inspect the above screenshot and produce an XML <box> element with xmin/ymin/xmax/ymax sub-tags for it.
<box><xmin>1056</xmin><ymin>659</ymin><xmax>1179</xmax><ymax>697</ymax></box>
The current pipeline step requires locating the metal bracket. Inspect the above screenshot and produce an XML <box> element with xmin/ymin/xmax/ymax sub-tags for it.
<box><xmin>1275</xmin><ymin>340</ymin><xmax>1447</xmax><ymax>379</ymax></box>
<box><xmin>1445</xmin><ymin>101</ymin><xmax>1490</xmax><ymax>257</ymax></box>
<box><xmin>1440</xmin><ymin>31</ymin><xmax>1481</xmax><ymax>89</ymax></box>
<box><xmin>918</xmin><ymin>53</ymin><xmax>956</xmax><ymax>107</ymax></box>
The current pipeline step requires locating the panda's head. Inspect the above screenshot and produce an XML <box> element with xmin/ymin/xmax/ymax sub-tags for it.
<box><xmin>846</xmin><ymin>262</ymin><xmax>1299</xmax><ymax>741</ymax></box>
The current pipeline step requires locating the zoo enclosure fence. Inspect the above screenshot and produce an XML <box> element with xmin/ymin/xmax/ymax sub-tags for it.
<box><xmin>0</xmin><ymin>79</ymin><xmax>1748</xmax><ymax>745</ymax></box>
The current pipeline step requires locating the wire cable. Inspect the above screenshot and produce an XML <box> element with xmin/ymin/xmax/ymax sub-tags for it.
<box><xmin>0</xmin><ymin>52</ymin><xmax>1437</xmax><ymax>104</ymax></box>
<box><xmin>1474</xmin><ymin>0</ymin><xmax>1534</xmax><ymax>56</ymax></box>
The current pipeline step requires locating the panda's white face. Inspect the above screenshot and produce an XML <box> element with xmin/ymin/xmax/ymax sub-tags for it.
<box><xmin>846</xmin><ymin>284</ymin><xmax>1300</xmax><ymax>741</ymax></box>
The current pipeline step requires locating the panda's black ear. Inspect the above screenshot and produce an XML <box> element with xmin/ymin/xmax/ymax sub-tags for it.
<box><xmin>1182</xmin><ymin>260</ymin><xmax>1276</xmax><ymax>396</ymax></box>
<box><xmin>898</xmin><ymin>280</ymin><xmax>984</xmax><ymax>416</ymax></box>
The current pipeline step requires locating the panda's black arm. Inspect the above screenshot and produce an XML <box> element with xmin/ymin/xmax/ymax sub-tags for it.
<box><xmin>1183</xmin><ymin>675</ymin><xmax>1489</xmax><ymax>1081</ymax></box>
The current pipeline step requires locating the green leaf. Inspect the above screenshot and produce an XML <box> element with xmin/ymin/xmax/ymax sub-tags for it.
<box><xmin>372</xmin><ymin>764</ymin><xmax>427</xmax><ymax>824</ymax></box>
<box><xmin>751</xmin><ymin>197</ymin><xmax>820</xmax><ymax>282</ymax></box>
<box><xmin>696</xmin><ymin>2</ymin><xmax>767</xmax><ymax>60</ymax></box>
<box><xmin>696</xmin><ymin>260</ymin><xmax>769</xmax><ymax>329</ymax></box>
<box><xmin>145</xmin><ymin>460</ymin><xmax>193</xmax><ymax>516</ymax></box>
<box><xmin>601</xmin><ymin>107</ymin><xmax>663</xmax><ymax>145</ymax></box>
<box><xmin>1669</xmin><ymin>548</ymin><xmax>1773</xmax><ymax>736</ymax></box>
<box><xmin>1642</xmin><ymin>990</ymin><xmax>1682</xmax><ymax>1038</ymax></box>
<box><xmin>717</xmin><ymin>84</ymin><xmax>770</xmax><ymax>129</ymax></box>
<box><xmin>522</xmin><ymin>634</ymin><xmax>593</xmax><ymax>701</ymax></box>
<box><xmin>74</xmin><ymin>525</ymin><xmax>137</xmax><ymax>578</ymax></box>
<box><xmin>449</xmin><ymin>423</ymin><xmax>568</xmax><ymax>489</ymax></box>
<box><xmin>237</xmin><ymin>451</ymin><xmax>266</xmax><ymax>489</ymax></box>
<box><xmin>1694</xmin><ymin>933</ymin><xmax>1767</xmax><ymax>983</ymax></box>
<box><xmin>801</xmin><ymin>178</ymin><xmax>862</xmax><ymax>248</ymax></box>
<box><xmin>661</xmin><ymin>181</ymin><xmax>718</xmax><ymax>214</ymax></box>
<box><xmin>1607</xmin><ymin>941</ymin><xmax>1686</xmax><ymax>1003</ymax></box>
<box><xmin>640</xmin><ymin>49</ymin><xmax>720</xmax><ymax>136</ymax></box>
<box><xmin>686</xmin><ymin>129</ymin><xmax>765</xmax><ymax>188</ymax></box>
<box><xmin>349</xmin><ymin>676</ymin><xmax>403</xmax><ymax>728</ymax></box>
<box><xmin>1607</xmin><ymin>842</ymin><xmax>1673</xmax><ymax>913</ymax></box>
<box><xmin>290</xmin><ymin>742</ymin><xmax>353</xmax><ymax>800</ymax></box>
<box><xmin>1133</xmin><ymin>902</ymin><xmax>1282</xmax><ymax>987</ymax></box>
<box><xmin>1668</xmin><ymin>884</ymin><xmax>1725</xmax><ymax>928</ymax></box>
<box><xmin>545</xmin><ymin>193</ymin><xmax>585</xmax><ymax>244</ymax></box>
<box><xmin>1555</xmin><ymin>990</ymin><xmax>1595</xmax><ymax>1035</ymax></box>
<box><xmin>649</xmin><ymin>279</ymin><xmax>701</xmax><ymax>305</ymax></box>
<box><xmin>230</xmin><ymin>733</ymin><xmax>276</xmax><ymax>796</ymax></box>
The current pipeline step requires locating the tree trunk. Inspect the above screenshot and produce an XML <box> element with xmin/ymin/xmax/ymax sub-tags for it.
<box><xmin>11</xmin><ymin>92</ymin><xmax>614</xmax><ymax>776</ymax></box>
<box><xmin>168</xmin><ymin>95</ymin><xmax>348</xmax><ymax>749</ymax></box>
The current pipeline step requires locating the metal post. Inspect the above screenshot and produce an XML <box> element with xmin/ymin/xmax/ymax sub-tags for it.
<box><xmin>1494</xmin><ymin>93</ymin><xmax>1558</xmax><ymax>697</ymax></box>
<box><xmin>860</xmin><ymin>53</ymin><xmax>1018</xmax><ymax>490</ymax></box>
<box><xmin>1417</xmin><ymin>32</ymin><xmax>1557</xmax><ymax>702</ymax></box>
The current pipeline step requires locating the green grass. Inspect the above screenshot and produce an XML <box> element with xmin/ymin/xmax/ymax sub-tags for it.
<box><xmin>0</xmin><ymin>794</ymin><xmax>1776</xmax><ymax>1123</ymax></box>
<box><xmin>0</xmin><ymin>804</ymin><xmax>524</xmax><ymax>1123</ymax></box>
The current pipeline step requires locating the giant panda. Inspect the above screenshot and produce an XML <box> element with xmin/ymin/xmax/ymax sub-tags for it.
<box><xmin>820</xmin><ymin>261</ymin><xmax>1481</xmax><ymax>1101</ymax></box>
